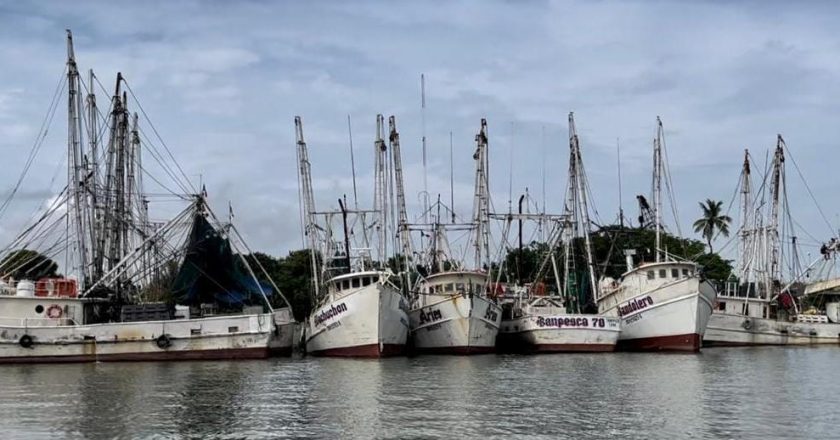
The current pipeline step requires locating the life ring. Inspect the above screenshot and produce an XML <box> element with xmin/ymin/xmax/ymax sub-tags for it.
<box><xmin>156</xmin><ymin>334</ymin><xmax>172</xmax><ymax>349</ymax></box>
<box><xmin>46</xmin><ymin>304</ymin><xmax>63</xmax><ymax>319</ymax></box>
<box><xmin>19</xmin><ymin>334</ymin><xmax>33</xmax><ymax>348</ymax></box>
<box><xmin>742</xmin><ymin>318</ymin><xmax>753</xmax><ymax>330</ymax></box>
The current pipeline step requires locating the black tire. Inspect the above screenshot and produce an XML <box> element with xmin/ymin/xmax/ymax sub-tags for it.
<box><xmin>156</xmin><ymin>334</ymin><xmax>172</xmax><ymax>349</ymax></box>
<box><xmin>19</xmin><ymin>334</ymin><xmax>33</xmax><ymax>348</ymax></box>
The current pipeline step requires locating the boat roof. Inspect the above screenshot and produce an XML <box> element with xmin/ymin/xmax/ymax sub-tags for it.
<box><xmin>804</xmin><ymin>277</ymin><xmax>840</xmax><ymax>296</ymax></box>
<box><xmin>327</xmin><ymin>271</ymin><xmax>388</xmax><ymax>283</ymax></box>
<box><xmin>621</xmin><ymin>260</ymin><xmax>698</xmax><ymax>277</ymax></box>
<box><xmin>422</xmin><ymin>270</ymin><xmax>487</xmax><ymax>284</ymax></box>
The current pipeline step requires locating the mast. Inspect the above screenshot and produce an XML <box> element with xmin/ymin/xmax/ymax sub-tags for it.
<box><xmin>768</xmin><ymin>136</ymin><xmax>785</xmax><ymax>289</ymax></box>
<box><xmin>125</xmin><ymin>113</ymin><xmax>139</xmax><ymax>259</ymax></box>
<box><xmin>113</xmin><ymin>91</ymin><xmax>129</xmax><ymax>280</ymax></box>
<box><xmin>347</xmin><ymin>115</ymin><xmax>359</xmax><ymax>209</ymax></box>
<box><xmin>389</xmin><ymin>116</ymin><xmax>412</xmax><ymax>261</ymax></box>
<box><xmin>421</xmin><ymin>74</ymin><xmax>430</xmax><ymax>225</ymax></box>
<box><xmin>739</xmin><ymin>149</ymin><xmax>752</xmax><ymax>282</ymax></box>
<box><xmin>617</xmin><ymin>138</ymin><xmax>625</xmax><ymax>227</ymax></box>
<box><xmin>450</xmin><ymin>131</ymin><xmax>455</xmax><ymax>223</ymax></box>
<box><xmin>569</xmin><ymin>113</ymin><xmax>598</xmax><ymax>303</ymax></box>
<box><xmin>653</xmin><ymin>117</ymin><xmax>664</xmax><ymax>262</ymax></box>
<box><xmin>338</xmin><ymin>198</ymin><xmax>352</xmax><ymax>272</ymax></box>
<box><xmin>472</xmin><ymin>119</ymin><xmax>491</xmax><ymax>270</ymax></box>
<box><xmin>374</xmin><ymin>115</ymin><xmax>389</xmax><ymax>265</ymax></box>
<box><xmin>517</xmin><ymin>193</ymin><xmax>525</xmax><ymax>282</ymax></box>
<box><xmin>86</xmin><ymin>68</ymin><xmax>101</xmax><ymax>283</ymax></box>
<box><xmin>295</xmin><ymin>116</ymin><xmax>320</xmax><ymax>297</ymax></box>
<box><xmin>66</xmin><ymin>30</ymin><xmax>89</xmax><ymax>288</ymax></box>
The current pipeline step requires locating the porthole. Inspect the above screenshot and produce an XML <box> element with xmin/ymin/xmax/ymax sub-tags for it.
<box><xmin>35</xmin><ymin>305</ymin><xmax>44</xmax><ymax>314</ymax></box>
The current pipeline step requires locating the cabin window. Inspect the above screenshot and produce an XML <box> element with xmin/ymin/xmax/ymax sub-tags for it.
<box><xmin>352</xmin><ymin>278</ymin><xmax>360</xmax><ymax>288</ymax></box>
<box><xmin>741</xmin><ymin>303</ymin><xmax>748</xmax><ymax>315</ymax></box>
<box><xmin>342</xmin><ymin>280</ymin><xmax>350</xmax><ymax>290</ymax></box>
<box><xmin>671</xmin><ymin>269</ymin><xmax>679</xmax><ymax>278</ymax></box>
<box><xmin>647</xmin><ymin>271</ymin><xmax>655</xmax><ymax>280</ymax></box>
<box><xmin>362</xmin><ymin>277</ymin><xmax>371</xmax><ymax>287</ymax></box>
<box><xmin>659</xmin><ymin>269</ymin><xmax>667</xmax><ymax>279</ymax></box>
<box><xmin>371</xmin><ymin>276</ymin><xmax>379</xmax><ymax>283</ymax></box>
<box><xmin>718</xmin><ymin>301</ymin><xmax>726</xmax><ymax>311</ymax></box>
<box><xmin>455</xmin><ymin>283</ymin><xmax>465</xmax><ymax>292</ymax></box>
<box><xmin>445</xmin><ymin>283</ymin><xmax>454</xmax><ymax>292</ymax></box>
<box><xmin>682</xmin><ymin>269</ymin><xmax>689</xmax><ymax>277</ymax></box>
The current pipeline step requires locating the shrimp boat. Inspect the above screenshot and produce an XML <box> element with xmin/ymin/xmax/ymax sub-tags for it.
<box><xmin>499</xmin><ymin>292</ymin><xmax>620</xmax><ymax>353</ymax></box>
<box><xmin>596</xmin><ymin>118</ymin><xmax>715</xmax><ymax>352</ymax></box>
<box><xmin>496</xmin><ymin>113</ymin><xmax>619</xmax><ymax>353</ymax></box>
<box><xmin>405</xmin><ymin>120</ymin><xmax>501</xmax><ymax>354</ymax></box>
<box><xmin>295</xmin><ymin>116</ymin><xmax>409</xmax><ymax>357</ymax></box>
<box><xmin>0</xmin><ymin>32</ymin><xmax>295</xmax><ymax>363</ymax></box>
<box><xmin>704</xmin><ymin>142</ymin><xmax>840</xmax><ymax>346</ymax></box>
<box><xmin>410</xmin><ymin>271</ymin><xmax>501</xmax><ymax>354</ymax></box>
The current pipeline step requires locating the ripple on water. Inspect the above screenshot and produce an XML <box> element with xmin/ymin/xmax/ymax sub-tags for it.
<box><xmin>0</xmin><ymin>348</ymin><xmax>839</xmax><ymax>439</ymax></box>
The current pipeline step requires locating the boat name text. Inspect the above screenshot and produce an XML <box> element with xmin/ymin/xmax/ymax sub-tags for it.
<box><xmin>419</xmin><ymin>308</ymin><xmax>443</xmax><ymax>325</ymax></box>
<box><xmin>618</xmin><ymin>296</ymin><xmax>654</xmax><ymax>317</ymax></box>
<box><xmin>314</xmin><ymin>303</ymin><xmax>348</xmax><ymax>326</ymax></box>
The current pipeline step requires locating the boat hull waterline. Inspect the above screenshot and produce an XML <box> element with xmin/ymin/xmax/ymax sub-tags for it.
<box><xmin>498</xmin><ymin>314</ymin><xmax>620</xmax><ymax>353</ymax></box>
<box><xmin>0</xmin><ymin>313</ymin><xmax>278</xmax><ymax>363</ymax></box>
<box><xmin>601</xmin><ymin>276</ymin><xmax>716</xmax><ymax>352</ymax></box>
<box><xmin>306</xmin><ymin>283</ymin><xmax>409</xmax><ymax>358</ymax></box>
<box><xmin>704</xmin><ymin>313</ymin><xmax>840</xmax><ymax>346</ymax></box>
<box><xmin>409</xmin><ymin>294</ymin><xmax>501</xmax><ymax>355</ymax></box>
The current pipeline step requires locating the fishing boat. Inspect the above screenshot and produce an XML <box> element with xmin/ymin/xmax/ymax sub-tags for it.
<box><xmin>0</xmin><ymin>31</ymin><xmax>295</xmax><ymax>363</ymax></box>
<box><xmin>596</xmin><ymin>117</ymin><xmax>716</xmax><ymax>352</ymax></box>
<box><xmin>496</xmin><ymin>113</ymin><xmax>619</xmax><ymax>353</ymax></box>
<box><xmin>704</xmin><ymin>141</ymin><xmax>840</xmax><ymax>346</ymax></box>
<box><xmin>405</xmin><ymin>120</ymin><xmax>501</xmax><ymax>354</ymax></box>
<box><xmin>295</xmin><ymin>116</ymin><xmax>409</xmax><ymax>357</ymax></box>
<box><xmin>410</xmin><ymin>271</ymin><xmax>501</xmax><ymax>354</ymax></box>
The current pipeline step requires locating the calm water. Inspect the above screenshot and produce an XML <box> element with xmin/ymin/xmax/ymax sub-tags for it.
<box><xmin>1</xmin><ymin>347</ymin><xmax>838</xmax><ymax>439</ymax></box>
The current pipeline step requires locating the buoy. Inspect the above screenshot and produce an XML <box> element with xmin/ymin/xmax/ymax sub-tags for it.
<box><xmin>46</xmin><ymin>304</ymin><xmax>63</xmax><ymax>319</ymax></box>
<box><xmin>156</xmin><ymin>334</ymin><xmax>172</xmax><ymax>349</ymax></box>
<box><xmin>742</xmin><ymin>318</ymin><xmax>753</xmax><ymax>330</ymax></box>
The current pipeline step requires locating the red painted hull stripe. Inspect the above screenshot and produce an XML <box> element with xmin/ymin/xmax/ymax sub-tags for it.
<box><xmin>617</xmin><ymin>333</ymin><xmax>702</xmax><ymax>352</ymax></box>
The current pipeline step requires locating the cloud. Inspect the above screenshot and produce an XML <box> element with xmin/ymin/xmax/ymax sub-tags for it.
<box><xmin>1</xmin><ymin>0</ymin><xmax>839</xmax><ymax>270</ymax></box>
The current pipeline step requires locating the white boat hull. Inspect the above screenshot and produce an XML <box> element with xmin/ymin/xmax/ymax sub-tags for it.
<box><xmin>600</xmin><ymin>276</ymin><xmax>715</xmax><ymax>352</ymax></box>
<box><xmin>704</xmin><ymin>313</ymin><xmax>840</xmax><ymax>346</ymax></box>
<box><xmin>306</xmin><ymin>283</ymin><xmax>408</xmax><ymax>357</ymax></box>
<box><xmin>498</xmin><ymin>314</ymin><xmax>620</xmax><ymax>353</ymax></box>
<box><xmin>409</xmin><ymin>294</ymin><xmax>501</xmax><ymax>354</ymax></box>
<box><xmin>0</xmin><ymin>313</ymin><xmax>275</xmax><ymax>363</ymax></box>
<box><xmin>268</xmin><ymin>308</ymin><xmax>297</xmax><ymax>356</ymax></box>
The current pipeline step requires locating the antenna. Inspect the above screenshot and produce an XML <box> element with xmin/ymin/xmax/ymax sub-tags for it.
<box><xmin>541</xmin><ymin>125</ymin><xmax>547</xmax><ymax>215</ymax></box>
<box><xmin>421</xmin><ymin>74</ymin><xmax>429</xmax><ymax>223</ymax></box>
<box><xmin>617</xmin><ymin>137</ymin><xmax>624</xmax><ymax>227</ymax></box>
<box><xmin>508</xmin><ymin>122</ymin><xmax>514</xmax><ymax>212</ymax></box>
<box><xmin>347</xmin><ymin>114</ymin><xmax>359</xmax><ymax>209</ymax></box>
<box><xmin>449</xmin><ymin>130</ymin><xmax>455</xmax><ymax>223</ymax></box>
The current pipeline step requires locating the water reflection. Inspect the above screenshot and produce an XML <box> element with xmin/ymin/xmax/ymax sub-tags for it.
<box><xmin>1</xmin><ymin>349</ymin><xmax>839</xmax><ymax>439</ymax></box>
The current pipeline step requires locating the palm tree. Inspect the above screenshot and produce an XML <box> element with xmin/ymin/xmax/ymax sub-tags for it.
<box><xmin>692</xmin><ymin>199</ymin><xmax>731</xmax><ymax>253</ymax></box>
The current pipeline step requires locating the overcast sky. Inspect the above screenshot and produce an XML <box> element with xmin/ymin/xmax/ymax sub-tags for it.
<box><xmin>1</xmin><ymin>0</ymin><xmax>839</xmax><ymax>266</ymax></box>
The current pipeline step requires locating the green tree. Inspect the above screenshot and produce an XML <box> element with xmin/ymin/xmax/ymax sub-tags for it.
<box><xmin>692</xmin><ymin>199</ymin><xmax>732</xmax><ymax>253</ymax></box>
<box><xmin>243</xmin><ymin>250</ymin><xmax>317</xmax><ymax>321</ymax></box>
<box><xmin>0</xmin><ymin>249</ymin><xmax>59</xmax><ymax>280</ymax></box>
